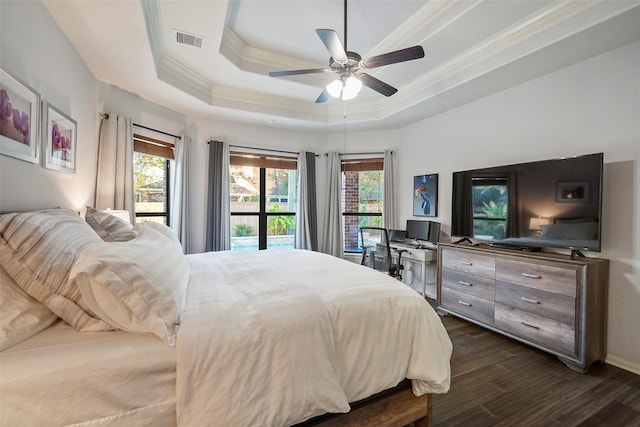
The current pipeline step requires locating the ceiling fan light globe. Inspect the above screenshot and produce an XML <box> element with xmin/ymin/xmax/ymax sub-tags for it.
<box><xmin>341</xmin><ymin>76</ymin><xmax>362</xmax><ymax>100</ymax></box>
<box><xmin>326</xmin><ymin>79</ymin><xmax>343</xmax><ymax>98</ymax></box>
<box><xmin>345</xmin><ymin>76</ymin><xmax>362</xmax><ymax>93</ymax></box>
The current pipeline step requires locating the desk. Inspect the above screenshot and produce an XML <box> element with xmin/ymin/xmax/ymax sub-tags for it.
<box><xmin>389</xmin><ymin>243</ymin><xmax>437</xmax><ymax>299</ymax></box>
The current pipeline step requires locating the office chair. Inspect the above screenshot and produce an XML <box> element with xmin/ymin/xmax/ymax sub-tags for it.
<box><xmin>360</xmin><ymin>227</ymin><xmax>404</xmax><ymax>279</ymax></box>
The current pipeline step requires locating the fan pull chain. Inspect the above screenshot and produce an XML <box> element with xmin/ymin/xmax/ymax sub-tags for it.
<box><xmin>343</xmin><ymin>101</ymin><xmax>348</xmax><ymax>153</ymax></box>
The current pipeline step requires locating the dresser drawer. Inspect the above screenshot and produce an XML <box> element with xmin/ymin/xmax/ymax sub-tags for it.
<box><xmin>495</xmin><ymin>281</ymin><xmax>575</xmax><ymax>325</ymax></box>
<box><xmin>441</xmin><ymin>248</ymin><xmax>495</xmax><ymax>278</ymax></box>
<box><xmin>495</xmin><ymin>259</ymin><xmax>577</xmax><ymax>297</ymax></box>
<box><xmin>495</xmin><ymin>304</ymin><xmax>576</xmax><ymax>355</ymax></box>
<box><xmin>437</xmin><ymin>243</ymin><xmax>608</xmax><ymax>372</ymax></box>
<box><xmin>441</xmin><ymin>288</ymin><xmax>494</xmax><ymax>325</ymax></box>
<box><xmin>442</xmin><ymin>268</ymin><xmax>495</xmax><ymax>300</ymax></box>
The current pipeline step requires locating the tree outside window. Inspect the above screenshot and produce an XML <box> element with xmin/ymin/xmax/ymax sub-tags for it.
<box><xmin>133</xmin><ymin>152</ymin><xmax>170</xmax><ymax>225</ymax></box>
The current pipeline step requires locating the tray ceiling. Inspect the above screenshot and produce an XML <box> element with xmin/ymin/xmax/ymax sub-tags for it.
<box><xmin>43</xmin><ymin>0</ymin><xmax>640</xmax><ymax>130</ymax></box>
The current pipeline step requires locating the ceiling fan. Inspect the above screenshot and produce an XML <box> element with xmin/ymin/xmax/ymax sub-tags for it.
<box><xmin>268</xmin><ymin>0</ymin><xmax>425</xmax><ymax>103</ymax></box>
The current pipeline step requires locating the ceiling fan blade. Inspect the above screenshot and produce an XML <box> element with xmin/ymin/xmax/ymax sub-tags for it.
<box><xmin>316</xmin><ymin>29</ymin><xmax>347</xmax><ymax>62</ymax></box>
<box><xmin>269</xmin><ymin>68</ymin><xmax>332</xmax><ymax>77</ymax></box>
<box><xmin>315</xmin><ymin>88</ymin><xmax>330</xmax><ymax>103</ymax></box>
<box><xmin>359</xmin><ymin>73</ymin><xmax>398</xmax><ymax>97</ymax></box>
<box><xmin>362</xmin><ymin>45</ymin><xmax>425</xmax><ymax>69</ymax></box>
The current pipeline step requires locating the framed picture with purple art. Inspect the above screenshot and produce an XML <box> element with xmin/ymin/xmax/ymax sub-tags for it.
<box><xmin>0</xmin><ymin>68</ymin><xmax>40</xmax><ymax>163</ymax></box>
<box><xmin>413</xmin><ymin>174</ymin><xmax>438</xmax><ymax>217</ymax></box>
<box><xmin>43</xmin><ymin>101</ymin><xmax>77</xmax><ymax>174</ymax></box>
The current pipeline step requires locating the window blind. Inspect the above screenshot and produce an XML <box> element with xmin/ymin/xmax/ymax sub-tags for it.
<box><xmin>133</xmin><ymin>134</ymin><xmax>175</xmax><ymax>160</ymax></box>
<box><xmin>341</xmin><ymin>158</ymin><xmax>384</xmax><ymax>172</ymax></box>
<box><xmin>230</xmin><ymin>151</ymin><xmax>297</xmax><ymax>170</ymax></box>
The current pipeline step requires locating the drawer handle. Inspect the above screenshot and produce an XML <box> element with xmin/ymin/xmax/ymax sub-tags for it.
<box><xmin>459</xmin><ymin>281</ymin><xmax>473</xmax><ymax>287</ymax></box>
<box><xmin>521</xmin><ymin>273</ymin><xmax>541</xmax><ymax>279</ymax></box>
<box><xmin>459</xmin><ymin>261</ymin><xmax>473</xmax><ymax>266</ymax></box>
<box><xmin>521</xmin><ymin>321</ymin><xmax>540</xmax><ymax>330</ymax></box>
<box><xmin>520</xmin><ymin>297</ymin><xmax>540</xmax><ymax>304</ymax></box>
<box><xmin>458</xmin><ymin>300</ymin><xmax>472</xmax><ymax>307</ymax></box>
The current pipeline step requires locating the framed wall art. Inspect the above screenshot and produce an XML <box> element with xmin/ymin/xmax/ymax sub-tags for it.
<box><xmin>556</xmin><ymin>181</ymin><xmax>590</xmax><ymax>203</ymax></box>
<box><xmin>43</xmin><ymin>101</ymin><xmax>77</xmax><ymax>174</ymax></box>
<box><xmin>413</xmin><ymin>174</ymin><xmax>438</xmax><ymax>217</ymax></box>
<box><xmin>0</xmin><ymin>68</ymin><xmax>40</xmax><ymax>163</ymax></box>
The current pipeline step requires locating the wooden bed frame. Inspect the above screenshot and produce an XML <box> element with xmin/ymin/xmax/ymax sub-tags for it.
<box><xmin>295</xmin><ymin>380</ymin><xmax>431</xmax><ymax>427</ymax></box>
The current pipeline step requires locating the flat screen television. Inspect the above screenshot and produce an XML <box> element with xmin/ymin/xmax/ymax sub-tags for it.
<box><xmin>406</xmin><ymin>220</ymin><xmax>441</xmax><ymax>246</ymax></box>
<box><xmin>451</xmin><ymin>153</ymin><xmax>603</xmax><ymax>253</ymax></box>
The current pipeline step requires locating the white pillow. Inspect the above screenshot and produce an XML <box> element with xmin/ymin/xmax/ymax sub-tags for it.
<box><xmin>70</xmin><ymin>225</ymin><xmax>190</xmax><ymax>346</ymax></box>
<box><xmin>135</xmin><ymin>221</ymin><xmax>182</xmax><ymax>250</ymax></box>
<box><xmin>1</xmin><ymin>265</ymin><xmax>58</xmax><ymax>350</ymax></box>
<box><xmin>0</xmin><ymin>209</ymin><xmax>114</xmax><ymax>332</ymax></box>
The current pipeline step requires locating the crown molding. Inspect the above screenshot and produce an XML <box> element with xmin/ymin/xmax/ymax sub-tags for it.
<box><xmin>141</xmin><ymin>0</ymin><xmax>640</xmax><ymax>127</ymax></box>
<box><xmin>367</xmin><ymin>0</ymin><xmax>478</xmax><ymax>56</ymax></box>
<box><xmin>140</xmin><ymin>0</ymin><xmax>165</xmax><ymax>67</ymax></box>
<box><xmin>220</xmin><ymin>26</ymin><xmax>331</xmax><ymax>90</ymax></box>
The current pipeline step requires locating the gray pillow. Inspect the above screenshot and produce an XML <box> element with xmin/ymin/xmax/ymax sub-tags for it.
<box><xmin>85</xmin><ymin>207</ymin><xmax>137</xmax><ymax>242</ymax></box>
<box><xmin>540</xmin><ymin>222</ymin><xmax>598</xmax><ymax>240</ymax></box>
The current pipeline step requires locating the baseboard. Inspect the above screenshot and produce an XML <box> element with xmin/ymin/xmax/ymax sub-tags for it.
<box><xmin>605</xmin><ymin>355</ymin><xmax>640</xmax><ymax>375</ymax></box>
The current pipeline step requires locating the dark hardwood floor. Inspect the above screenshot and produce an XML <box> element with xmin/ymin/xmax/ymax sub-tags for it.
<box><xmin>432</xmin><ymin>312</ymin><xmax>640</xmax><ymax>427</ymax></box>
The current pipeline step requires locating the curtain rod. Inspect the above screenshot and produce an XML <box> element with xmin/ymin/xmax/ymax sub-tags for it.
<box><xmin>229</xmin><ymin>144</ymin><xmax>298</xmax><ymax>155</ymax></box>
<box><xmin>211</xmin><ymin>142</ymin><xmax>319</xmax><ymax>157</ymax></box>
<box><xmin>98</xmin><ymin>113</ymin><xmax>181</xmax><ymax>139</ymax></box>
<box><xmin>325</xmin><ymin>151</ymin><xmax>395</xmax><ymax>156</ymax></box>
<box><xmin>133</xmin><ymin>123</ymin><xmax>181</xmax><ymax>140</ymax></box>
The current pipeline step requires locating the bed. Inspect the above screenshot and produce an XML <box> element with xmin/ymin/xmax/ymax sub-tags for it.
<box><xmin>0</xmin><ymin>209</ymin><xmax>452</xmax><ymax>426</ymax></box>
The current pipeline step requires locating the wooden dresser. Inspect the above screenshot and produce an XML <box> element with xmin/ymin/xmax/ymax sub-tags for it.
<box><xmin>436</xmin><ymin>243</ymin><xmax>609</xmax><ymax>372</ymax></box>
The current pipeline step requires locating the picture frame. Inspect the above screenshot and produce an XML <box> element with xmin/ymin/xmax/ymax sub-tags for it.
<box><xmin>556</xmin><ymin>181</ymin><xmax>590</xmax><ymax>203</ymax></box>
<box><xmin>413</xmin><ymin>174</ymin><xmax>438</xmax><ymax>217</ymax></box>
<box><xmin>43</xmin><ymin>101</ymin><xmax>77</xmax><ymax>174</ymax></box>
<box><xmin>0</xmin><ymin>68</ymin><xmax>40</xmax><ymax>163</ymax></box>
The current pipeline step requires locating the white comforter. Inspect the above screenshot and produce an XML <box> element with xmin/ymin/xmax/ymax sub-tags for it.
<box><xmin>176</xmin><ymin>249</ymin><xmax>452</xmax><ymax>427</ymax></box>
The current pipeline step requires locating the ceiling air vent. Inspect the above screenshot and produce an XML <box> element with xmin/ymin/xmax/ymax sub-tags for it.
<box><xmin>173</xmin><ymin>29</ymin><xmax>203</xmax><ymax>48</ymax></box>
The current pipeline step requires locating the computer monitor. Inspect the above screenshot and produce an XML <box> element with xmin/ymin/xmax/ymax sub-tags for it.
<box><xmin>427</xmin><ymin>221</ymin><xmax>441</xmax><ymax>244</ymax></box>
<box><xmin>388</xmin><ymin>229</ymin><xmax>406</xmax><ymax>243</ymax></box>
<box><xmin>406</xmin><ymin>220</ymin><xmax>440</xmax><ymax>245</ymax></box>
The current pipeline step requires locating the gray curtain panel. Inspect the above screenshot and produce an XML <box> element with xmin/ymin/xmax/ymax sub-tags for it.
<box><xmin>322</xmin><ymin>152</ymin><xmax>343</xmax><ymax>257</ymax></box>
<box><xmin>205</xmin><ymin>140</ymin><xmax>231</xmax><ymax>251</ymax></box>
<box><xmin>295</xmin><ymin>151</ymin><xmax>318</xmax><ymax>251</ymax></box>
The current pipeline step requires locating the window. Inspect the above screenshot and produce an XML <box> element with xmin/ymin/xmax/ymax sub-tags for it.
<box><xmin>229</xmin><ymin>151</ymin><xmax>298</xmax><ymax>250</ymax></box>
<box><xmin>471</xmin><ymin>175</ymin><xmax>508</xmax><ymax>239</ymax></box>
<box><xmin>341</xmin><ymin>157</ymin><xmax>384</xmax><ymax>252</ymax></box>
<box><xmin>133</xmin><ymin>133</ymin><xmax>174</xmax><ymax>225</ymax></box>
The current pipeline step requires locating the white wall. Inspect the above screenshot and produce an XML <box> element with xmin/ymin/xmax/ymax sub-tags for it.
<box><xmin>2</xmin><ymin>1</ymin><xmax>638</xmax><ymax>373</ymax></box>
<box><xmin>99</xmin><ymin>83</ymin><xmax>188</xmax><ymax>139</ymax></box>
<box><xmin>0</xmin><ymin>0</ymin><xmax>98</xmax><ymax>212</ymax></box>
<box><xmin>391</xmin><ymin>41</ymin><xmax>640</xmax><ymax>372</ymax></box>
